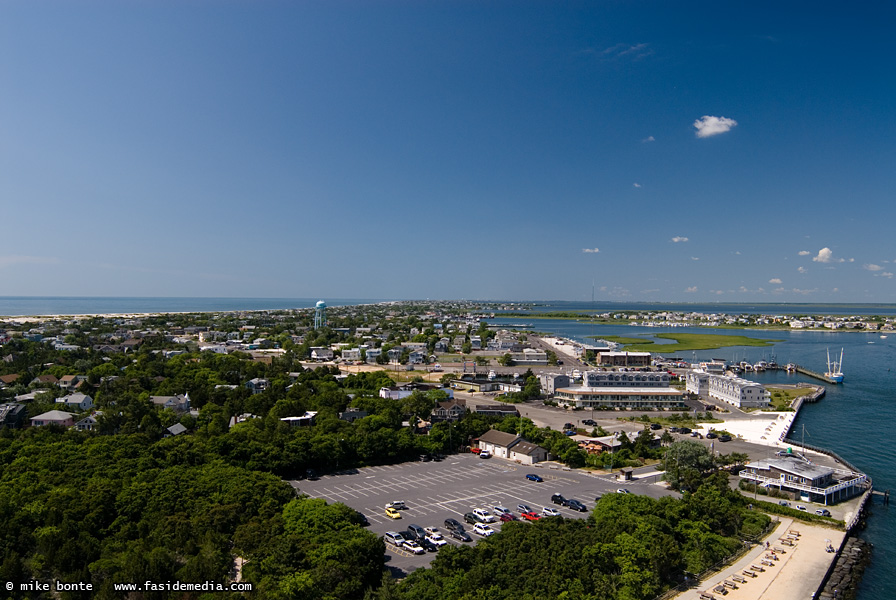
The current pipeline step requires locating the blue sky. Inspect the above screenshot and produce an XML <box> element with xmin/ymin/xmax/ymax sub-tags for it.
<box><xmin>2</xmin><ymin>1</ymin><xmax>895</xmax><ymax>302</ymax></box>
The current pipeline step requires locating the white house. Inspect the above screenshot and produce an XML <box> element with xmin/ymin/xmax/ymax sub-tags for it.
<box><xmin>56</xmin><ymin>393</ymin><xmax>94</xmax><ymax>412</ymax></box>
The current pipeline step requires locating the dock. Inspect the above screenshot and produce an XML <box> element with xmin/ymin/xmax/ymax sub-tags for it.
<box><xmin>794</xmin><ymin>366</ymin><xmax>837</xmax><ymax>384</ymax></box>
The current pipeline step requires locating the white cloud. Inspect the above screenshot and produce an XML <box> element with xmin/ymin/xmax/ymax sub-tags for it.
<box><xmin>685</xmin><ymin>286</ymin><xmax>698</xmax><ymax>293</ymax></box>
<box><xmin>582</xmin><ymin>248</ymin><xmax>600</xmax><ymax>253</ymax></box>
<box><xmin>0</xmin><ymin>255</ymin><xmax>59</xmax><ymax>268</ymax></box>
<box><xmin>642</xmin><ymin>136</ymin><xmax>655</xmax><ymax>143</ymax></box>
<box><xmin>633</xmin><ymin>183</ymin><xmax>641</xmax><ymax>188</ymax></box>
<box><xmin>693</xmin><ymin>115</ymin><xmax>738</xmax><ymax>138</ymax></box>
<box><xmin>864</xmin><ymin>264</ymin><xmax>883</xmax><ymax>271</ymax></box>
<box><xmin>690</xmin><ymin>257</ymin><xmax>700</xmax><ymax>261</ymax></box>
<box><xmin>769</xmin><ymin>278</ymin><xmax>782</xmax><ymax>284</ymax></box>
<box><xmin>671</xmin><ymin>236</ymin><xmax>689</xmax><ymax>243</ymax></box>
<box><xmin>734</xmin><ymin>251</ymin><xmax>741</xmax><ymax>255</ymax></box>
<box><xmin>798</xmin><ymin>250</ymin><xmax>810</xmax><ymax>256</ymax></box>
<box><xmin>877</xmin><ymin>272</ymin><xmax>894</xmax><ymax>279</ymax></box>
<box><xmin>792</xmin><ymin>288</ymin><xmax>817</xmax><ymax>295</ymax></box>
<box><xmin>848</xmin><ymin>258</ymin><xmax>855</xmax><ymax>263</ymax></box>
<box><xmin>798</xmin><ymin>266</ymin><xmax>808</xmax><ymax>273</ymax></box>
<box><xmin>603</xmin><ymin>43</ymin><xmax>652</xmax><ymax>60</ymax></box>
<box><xmin>812</xmin><ymin>247</ymin><xmax>845</xmax><ymax>263</ymax></box>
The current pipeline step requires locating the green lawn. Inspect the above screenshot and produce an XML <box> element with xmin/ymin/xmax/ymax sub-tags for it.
<box><xmin>592</xmin><ymin>332</ymin><xmax>781</xmax><ymax>352</ymax></box>
<box><xmin>765</xmin><ymin>386</ymin><xmax>815</xmax><ymax>411</ymax></box>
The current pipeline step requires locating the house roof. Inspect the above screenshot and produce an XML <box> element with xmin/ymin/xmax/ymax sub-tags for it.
<box><xmin>166</xmin><ymin>423</ymin><xmax>188</xmax><ymax>436</ymax></box>
<box><xmin>751</xmin><ymin>457</ymin><xmax>834</xmax><ymax>480</ymax></box>
<box><xmin>31</xmin><ymin>410</ymin><xmax>75</xmax><ymax>422</ymax></box>
<box><xmin>477</xmin><ymin>429</ymin><xmax>521</xmax><ymax>448</ymax></box>
<box><xmin>510</xmin><ymin>440</ymin><xmax>546</xmax><ymax>456</ymax></box>
<box><xmin>0</xmin><ymin>374</ymin><xmax>20</xmax><ymax>384</ymax></box>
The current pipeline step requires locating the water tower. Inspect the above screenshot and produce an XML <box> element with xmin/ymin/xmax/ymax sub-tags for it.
<box><xmin>314</xmin><ymin>300</ymin><xmax>327</xmax><ymax>329</ymax></box>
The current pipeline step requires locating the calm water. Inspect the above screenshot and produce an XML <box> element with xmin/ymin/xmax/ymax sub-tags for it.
<box><xmin>493</xmin><ymin>316</ymin><xmax>892</xmax><ymax>599</ymax></box>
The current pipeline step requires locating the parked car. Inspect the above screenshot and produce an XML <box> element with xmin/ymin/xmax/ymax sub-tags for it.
<box><xmin>499</xmin><ymin>512</ymin><xmax>517</xmax><ymax>522</ymax></box>
<box><xmin>464</xmin><ymin>512</ymin><xmax>481</xmax><ymax>525</ymax></box>
<box><xmin>450</xmin><ymin>529</ymin><xmax>472</xmax><ymax>542</ymax></box>
<box><xmin>406</xmin><ymin>524</ymin><xmax>426</xmax><ymax>540</ymax></box>
<box><xmin>816</xmin><ymin>508</ymin><xmax>832</xmax><ymax>517</ymax></box>
<box><xmin>796</xmin><ymin>505</ymin><xmax>808</xmax><ymax>511</ymax></box>
<box><xmin>385</xmin><ymin>507</ymin><xmax>402</xmax><ymax>519</ymax></box>
<box><xmin>385</xmin><ymin>501</ymin><xmax>406</xmax><ymax>510</ymax></box>
<box><xmin>444</xmin><ymin>518</ymin><xmax>463</xmax><ymax>532</ymax></box>
<box><xmin>479</xmin><ymin>450</ymin><xmax>492</xmax><ymax>459</ymax></box>
<box><xmin>616</xmin><ymin>488</ymin><xmax>631</xmax><ymax>495</ymax></box>
<box><xmin>551</xmin><ymin>493</ymin><xmax>566</xmax><ymax>505</ymax></box>
<box><xmin>525</xmin><ymin>473</ymin><xmax>544</xmax><ymax>482</ymax></box>
<box><xmin>517</xmin><ymin>504</ymin><xmax>533</xmax><ymax>514</ymax></box>
<box><xmin>706</xmin><ymin>431</ymin><xmax>718</xmax><ymax>439</ymax></box>
<box><xmin>355</xmin><ymin>511</ymin><xmax>369</xmax><ymax>526</ymax></box>
<box><xmin>582</xmin><ymin>419</ymin><xmax>596</xmax><ymax>426</ymax></box>
<box><xmin>521</xmin><ymin>511</ymin><xmax>541</xmax><ymax>521</ymax></box>
<box><xmin>668</xmin><ymin>427</ymin><xmax>680</xmax><ymax>433</ymax></box>
<box><xmin>493</xmin><ymin>505</ymin><xmax>511</xmax><ymax>516</ymax></box>
<box><xmin>473</xmin><ymin>523</ymin><xmax>495</xmax><ymax>537</ymax></box>
<box><xmin>678</xmin><ymin>427</ymin><xmax>692</xmax><ymax>434</ymax></box>
<box><xmin>564</xmin><ymin>499</ymin><xmax>587</xmax><ymax>512</ymax></box>
<box><xmin>384</xmin><ymin>531</ymin><xmax>405</xmax><ymax>547</ymax></box>
<box><xmin>542</xmin><ymin>507</ymin><xmax>561</xmax><ymax>517</ymax></box>
<box><xmin>418</xmin><ymin>537</ymin><xmax>438</xmax><ymax>552</ymax></box>
<box><xmin>650</xmin><ymin>423</ymin><xmax>662</xmax><ymax>430</ymax></box>
<box><xmin>403</xmin><ymin>540</ymin><xmax>425</xmax><ymax>555</ymax></box>
<box><xmin>424</xmin><ymin>526</ymin><xmax>441</xmax><ymax>535</ymax></box>
<box><xmin>594</xmin><ymin>494</ymin><xmax>603</xmax><ymax>502</ymax></box>
<box><xmin>563</xmin><ymin>430</ymin><xmax>576</xmax><ymax>436</ymax></box>
<box><xmin>473</xmin><ymin>508</ymin><xmax>496</xmax><ymax>523</ymax></box>
<box><xmin>305</xmin><ymin>469</ymin><xmax>319</xmax><ymax>480</ymax></box>
<box><xmin>718</xmin><ymin>435</ymin><xmax>732</xmax><ymax>442</ymax></box>
<box><xmin>779</xmin><ymin>500</ymin><xmax>790</xmax><ymax>507</ymax></box>
<box><xmin>426</xmin><ymin>532</ymin><xmax>448</xmax><ymax>546</ymax></box>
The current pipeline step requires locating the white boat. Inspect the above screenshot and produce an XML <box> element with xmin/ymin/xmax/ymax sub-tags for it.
<box><xmin>825</xmin><ymin>348</ymin><xmax>844</xmax><ymax>383</ymax></box>
<box><xmin>754</xmin><ymin>361</ymin><xmax>767</xmax><ymax>372</ymax></box>
<box><xmin>881</xmin><ymin>335</ymin><xmax>888</xmax><ymax>339</ymax></box>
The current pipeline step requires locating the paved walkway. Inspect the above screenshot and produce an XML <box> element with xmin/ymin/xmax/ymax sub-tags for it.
<box><xmin>675</xmin><ymin>518</ymin><xmax>844</xmax><ymax>600</ymax></box>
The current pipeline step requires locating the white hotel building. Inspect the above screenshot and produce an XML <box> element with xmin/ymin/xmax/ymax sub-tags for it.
<box><xmin>686</xmin><ymin>370</ymin><xmax>770</xmax><ymax>409</ymax></box>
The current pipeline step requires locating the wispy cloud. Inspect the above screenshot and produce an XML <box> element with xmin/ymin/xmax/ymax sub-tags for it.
<box><xmin>0</xmin><ymin>255</ymin><xmax>59</xmax><ymax>268</ymax></box>
<box><xmin>641</xmin><ymin>136</ymin><xmax>655</xmax><ymax>143</ymax></box>
<box><xmin>769</xmin><ymin>278</ymin><xmax>782</xmax><ymax>284</ymax></box>
<box><xmin>694</xmin><ymin>115</ymin><xmax>738</xmax><ymax>138</ymax></box>
<box><xmin>864</xmin><ymin>264</ymin><xmax>883</xmax><ymax>271</ymax></box>
<box><xmin>791</xmin><ymin>288</ymin><xmax>818</xmax><ymax>295</ymax></box>
<box><xmin>685</xmin><ymin>286</ymin><xmax>698</xmax><ymax>293</ymax></box>
<box><xmin>880</xmin><ymin>272</ymin><xmax>894</xmax><ymax>279</ymax></box>
<box><xmin>582</xmin><ymin>248</ymin><xmax>600</xmax><ymax>253</ymax></box>
<box><xmin>671</xmin><ymin>236</ymin><xmax>689</xmax><ymax>243</ymax></box>
<box><xmin>602</xmin><ymin>43</ymin><xmax>653</xmax><ymax>60</ymax></box>
<box><xmin>798</xmin><ymin>266</ymin><xmax>808</xmax><ymax>273</ymax></box>
<box><xmin>641</xmin><ymin>288</ymin><xmax>660</xmax><ymax>294</ymax></box>
<box><xmin>690</xmin><ymin>257</ymin><xmax>700</xmax><ymax>261</ymax></box>
<box><xmin>633</xmin><ymin>183</ymin><xmax>641</xmax><ymax>188</ymax></box>
<box><xmin>812</xmin><ymin>247</ymin><xmax>845</xmax><ymax>263</ymax></box>
<box><xmin>798</xmin><ymin>250</ymin><xmax>810</xmax><ymax>256</ymax></box>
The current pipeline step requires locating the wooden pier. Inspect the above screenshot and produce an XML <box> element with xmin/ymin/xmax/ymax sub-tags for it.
<box><xmin>795</xmin><ymin>365</ymin><xmax>837</xmax><ymax>384</ymax></box>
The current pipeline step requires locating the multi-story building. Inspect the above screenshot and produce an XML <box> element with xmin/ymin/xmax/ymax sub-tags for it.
<box><xmin>687</xmin><ymin>370</ymin><xmax>770</xmax><ymax>408</ymax></box>
<box><xmin>554</xmin><ymin>370</ymin><xmax>683</xmax><ymax>410</ymax></box>
<box><xmin>598</xmin><ymin>351</ymin><xmax>652</xmax><ymax>367</ymax></box>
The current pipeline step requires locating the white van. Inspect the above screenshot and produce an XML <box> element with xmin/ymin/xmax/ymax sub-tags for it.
<box><xmin>473</xmin><ymin>508</ymin><xmax>496</xmax><ymax>523</ymax></box>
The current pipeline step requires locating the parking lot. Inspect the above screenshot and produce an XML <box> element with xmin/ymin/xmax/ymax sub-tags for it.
<box><xmin>289</xmin><ymin>454</ymin><xmax>675</xmax><ymax>574</ymax></box>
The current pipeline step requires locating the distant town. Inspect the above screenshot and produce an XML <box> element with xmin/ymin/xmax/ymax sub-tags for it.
<box><xmin>0</xmin><ymin>300</ymin><xmax>876</xmax><ymax>599</ymax></box>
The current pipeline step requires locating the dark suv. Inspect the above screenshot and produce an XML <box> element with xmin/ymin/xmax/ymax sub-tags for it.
<box><xmin>444</xmin><ymin>518</ymin><xmax>463</xmax><ymax>532</ymax></box>
<box><xmin>551</xmin><ymin>493</ymin><xmax>566</xmax><ymax>505</ymax></box>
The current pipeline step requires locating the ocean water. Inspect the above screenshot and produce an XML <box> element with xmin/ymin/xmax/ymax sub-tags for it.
<box><xmin>491</xmin><ymin>316</ymin><xmax>892</xmax><ymax>599</ymax></box>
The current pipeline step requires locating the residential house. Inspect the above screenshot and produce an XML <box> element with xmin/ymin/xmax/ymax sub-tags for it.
<box><xmin>280</xmin><ymin>411</ymin><xmax>318</xmax><ymax>427</ymax></box>
<box><xmin>379</xmin><ymin>382</ymin><xmax>453</xmax><ymax>400</ymax></box>
<box><xmin>30</xmin><ymin>410</ymin><xmax>76</xmax><ymax>428</ymax></box>
<box><xmin>58</xmin><ymin>374</ymin><xmax>84</xmax><ymax>391</ymax></box>
<box><xmin>30</xmin><ymin>374</ymin><xmax>59</xmax><ymax>387</ymax></box>
<box><xmin>149</xmin><ymin>394</ymin><xmax>191</xmax><ymax>413</ymax></box>
<box><xmin>431</xmin><ymin>400</ymin><xmax>466</xmax><ymax>422</ymax></box>
<box><xmin>245</xmin><ymin>378</ymin><xmax>269</xmax><ymax>394</ymax></box>
<box><xmin>56</xmin><ymin>393</ymin><xmax>94</xmax><ymax>412</ymax></box>
<box><xmin>338</xmin><ymin>408</ymin><xmax>369</xmax><ymax>423</ymax></box>
<box><xmin>0</xmin><ymin>374</ymin><xmax>20</xmax><ymax>387</ymax></box>
<box><xmin>165</xmin><ymin>423</ymin><xmax>188</xmax><ymax>437</ymax></box>
<box><xmin>0</xmin><ymin>403</ymin><xmax>27</xmax><ymax>429</ymax></box>
<box><xmin>310</xmin><ymin>347</ymin><xmax>334</xmax><ymax>361</ymax></box>
<box><xmin>75</xmin><ymin>412</ymin><xmax>103</xmax><ymax>431</ymax></box>
<box><xmin>342</xmin><ymin>347</ymin><xmax>362</xmax><ymax>361</ymax></box>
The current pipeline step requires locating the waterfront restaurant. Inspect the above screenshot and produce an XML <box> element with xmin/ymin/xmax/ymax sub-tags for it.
<box><xmin>739</xmin><ymin>455</ymin><xmax>868</xmax><ymax>505</ymax></box>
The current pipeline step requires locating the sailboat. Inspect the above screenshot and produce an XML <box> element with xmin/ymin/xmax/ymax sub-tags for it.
<box><xmin>825</xmin><ymin>348</ymin><xmax>844</xmax><ymax>383</ymax></box>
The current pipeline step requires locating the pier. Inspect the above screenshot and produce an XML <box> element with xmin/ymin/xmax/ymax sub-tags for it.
<box><xmin>794</xmin><ymin>365</ymin><xmax>837</xmax><ymax>384</ymax></box>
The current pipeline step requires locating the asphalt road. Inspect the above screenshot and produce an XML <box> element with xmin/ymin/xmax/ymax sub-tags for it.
<box><xmin>289</xmin><ymin>454</ymin><xmax>677</xmax><ymax>575</ymax></box>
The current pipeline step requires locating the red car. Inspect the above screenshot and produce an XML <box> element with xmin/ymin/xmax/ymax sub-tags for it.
<box><xmin>521</xmin><ymin>511</ymin><xmax>541</xmax><ymax>521</ymax></box>
<box><xmin>499</xmin><ymin>512</ymin><xmax>518</xmax><ymax>522</ymax></box>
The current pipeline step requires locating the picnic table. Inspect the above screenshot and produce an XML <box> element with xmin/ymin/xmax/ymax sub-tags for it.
<box><xmin>731</xmin><ymin>574</ymin><xmax>747</xmax><ymax>584</ymax></box>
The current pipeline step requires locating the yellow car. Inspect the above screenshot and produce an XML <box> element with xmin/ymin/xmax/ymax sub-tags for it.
<box><xmin>385</xmin><ymin>507</ymin><xmax>402</xmax><ymax>519</ymax></box>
